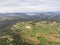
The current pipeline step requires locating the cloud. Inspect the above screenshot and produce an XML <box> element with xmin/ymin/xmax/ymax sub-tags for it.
<box><xmin>0</xmin><ymin>0</ymin><xmax>60</xmax><ymax>13</ymax></box>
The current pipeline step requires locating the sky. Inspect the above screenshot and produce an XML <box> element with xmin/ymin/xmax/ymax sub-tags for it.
<box><xmin>0</xmin><ymin>0</ymin><xmax>60</xmax><ymax>13</ymax></box>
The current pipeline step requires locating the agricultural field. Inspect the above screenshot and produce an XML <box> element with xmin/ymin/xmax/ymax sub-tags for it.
<box><xmin>0</xmin><ymin>21</ymin><xmax>60</xmax><ymax>45</ymax></box>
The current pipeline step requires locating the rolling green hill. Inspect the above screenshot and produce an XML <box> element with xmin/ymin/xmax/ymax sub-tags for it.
<box><xmin>0</xmin><ymin>21</ymin><xmax>60</xmax><ymax>45</ymax></box>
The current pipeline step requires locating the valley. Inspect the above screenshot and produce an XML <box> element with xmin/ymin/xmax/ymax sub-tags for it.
<box><xmin>0</xmin><ymin>12</ymin><xmax>60</xmax><ymax>45</ymax></box>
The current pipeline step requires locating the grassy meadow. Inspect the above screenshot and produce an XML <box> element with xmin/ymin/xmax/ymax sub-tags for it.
<box><xmin>0</xmin><ymin>21</ymin><xmax>60</xmax><ymax>45</ymax></box>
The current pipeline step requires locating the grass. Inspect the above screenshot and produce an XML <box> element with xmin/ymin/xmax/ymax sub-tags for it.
<box><xmin>38</xmin><ymin>37</ymin><xmax>47</xmax><ymax>45</ymax></box>
<box><xmin>0</xmin><ymin>21</ymin><xmax>60</xmax><ymax>45</ymax></box>
<box><xmin>12</xmin><ymin>21</ymin><xmax>60</xmax><ymax>42</ymax></box>
<box><xmin>49</xmin><ymin>42</ymin><xmax>60</xmax><ymax>45</ymax></box>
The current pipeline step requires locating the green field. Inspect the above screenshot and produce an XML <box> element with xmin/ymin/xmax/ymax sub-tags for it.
<box><xmin>0</xmin><ymin>21</ymin><xmax>60</xmax><ymax>45</ymax></box>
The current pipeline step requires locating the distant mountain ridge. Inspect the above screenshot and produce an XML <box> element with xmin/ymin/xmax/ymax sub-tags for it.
<box><xmin>0</xmin><ymin>12</ymin><xmax>60</xmax><ymax>21</ymax></box>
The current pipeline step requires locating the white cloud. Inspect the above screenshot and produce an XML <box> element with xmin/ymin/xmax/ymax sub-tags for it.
<box><xmin>0</xmin><ymin>0</ymin><xmax>60</xmax><ymax>13</ymax></box>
